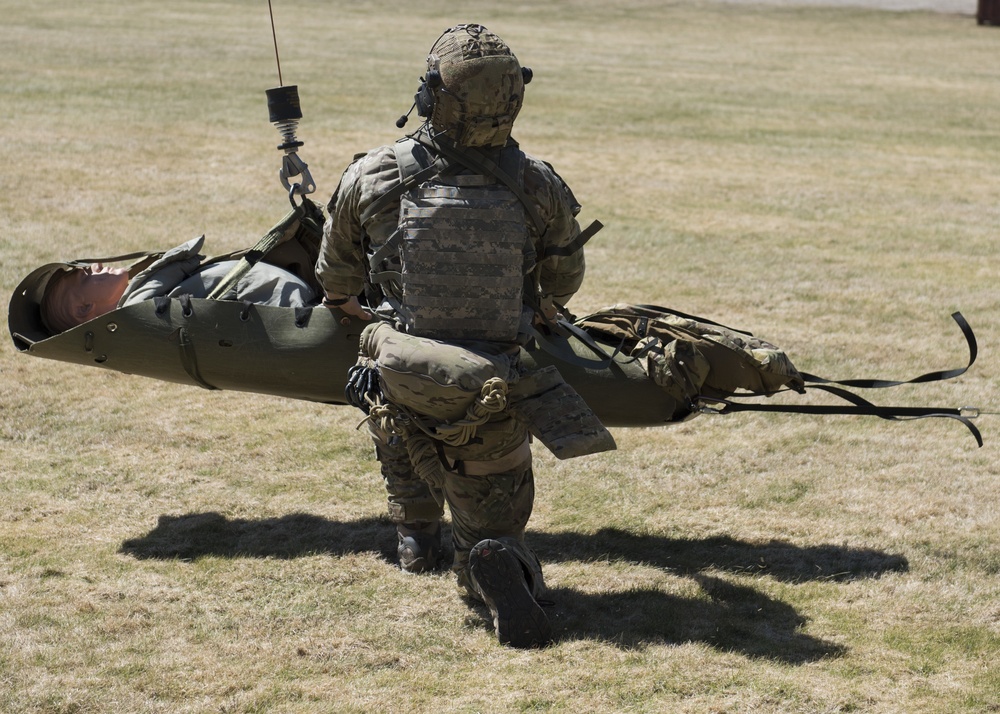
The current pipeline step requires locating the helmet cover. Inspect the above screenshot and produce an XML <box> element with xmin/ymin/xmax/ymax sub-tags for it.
<box><xmin>424</xmin><ymin>24</ymin><xmax>524</xmax><ymax>148</ymax></box>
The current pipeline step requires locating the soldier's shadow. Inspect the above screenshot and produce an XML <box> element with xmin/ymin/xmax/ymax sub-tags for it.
<box><xmin>119</xmin><ymin>512</ymin><xmax>398</xmax><ymax>562</ymax></box>
<box><xmin>537</xmin><ymin>576</ymin><xmax>841</xmax><ymax>661</ymax></box>
<box><xmin>121</xmin><ymin>513</ymin><xmax>906</xmax><ymax>660</ymax></box>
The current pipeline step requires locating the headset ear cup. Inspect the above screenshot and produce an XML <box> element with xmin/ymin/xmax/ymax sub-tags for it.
<box><xmin>415</xmin><ymin>82</ymin><xmax>434</xmax><ymax>118</ymax></box>
<box><xmin>522</xmin><ymin>66</ymin><xmax>532</xmax><ymax>85</ymax></box>
<box><xmin>415</xmin><ymin>69</ymin><xmax>442</xmax><ymax>119</ymax></box>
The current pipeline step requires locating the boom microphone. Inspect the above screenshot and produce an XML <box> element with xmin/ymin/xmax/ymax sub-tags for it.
<box><xmin>396</xmin><ymin>101</ymin><xmax>416</xmax><ymax>128</ymax></box>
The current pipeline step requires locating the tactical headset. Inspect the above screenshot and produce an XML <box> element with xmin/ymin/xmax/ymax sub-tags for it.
<box><xmin>397</xmin><ymin>65</ymin><xmax>532</xmax><ymax>128</ymax></box>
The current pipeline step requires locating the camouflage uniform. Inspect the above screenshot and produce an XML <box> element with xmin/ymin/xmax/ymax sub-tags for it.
<box><xmin>317</xmin><ymin>131</ymin><xmax>585</xmax><ymax>591</ymax></box>
<box><xmin>316</xmin><ymin>23</ymin><xmax>588</xmax><ymax>647</ymax></box>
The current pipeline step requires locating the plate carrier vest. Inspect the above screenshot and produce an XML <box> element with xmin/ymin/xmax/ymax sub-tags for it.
<box><xmin>367</xmin><ymin>138</ymin><xmax>537</xmax><ymax>342</ymax></box>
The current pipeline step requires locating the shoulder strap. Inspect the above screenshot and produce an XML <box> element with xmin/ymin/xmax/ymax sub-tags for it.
<box><xmin>359</xmin><ymin>139</ymin><xmax>452</xmax><ymax>228</ymax></box>
<box><xmin>412</xmin><ymin>134</ymin><xmax>548</xmax><ymax>237</ymax></box>
<box><xmin>205</xmin><ymin>199</ymin><xmax>321</xmax><ymax>301</ymax></box>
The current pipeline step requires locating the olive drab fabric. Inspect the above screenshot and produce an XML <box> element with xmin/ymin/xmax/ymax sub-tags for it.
<box><xmin>425</xmin><ymin>24</ymin><xmax>525</xmax><ymax>149</ymax></box>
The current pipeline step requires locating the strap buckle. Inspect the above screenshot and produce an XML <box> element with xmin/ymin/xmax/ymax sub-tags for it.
<box><xmin>695</xmin><ymin>397</ymin><xmax>728</xmax><ymax>415</ymax></box>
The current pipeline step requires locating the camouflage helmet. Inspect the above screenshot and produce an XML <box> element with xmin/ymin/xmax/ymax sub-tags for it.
<box><xmin>418</xmin><ymin>24</ymin><xmax>529</xmax><ymax>148</ymax></box>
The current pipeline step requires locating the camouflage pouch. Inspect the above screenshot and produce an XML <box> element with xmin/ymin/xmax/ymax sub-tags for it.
<box><xmin>575</xmin><ymin>304</ymin><xmax>804</xmax><ymax>399</ymax></box>
<box><xmin>359</xmin><ymin>321</ymin><xmax>514</xmax><ymax>423</ymax></box>
<box><xmin>507</xmin><ymin>365</ymin><xmax>616</xmax><ymax>459</ymax></box>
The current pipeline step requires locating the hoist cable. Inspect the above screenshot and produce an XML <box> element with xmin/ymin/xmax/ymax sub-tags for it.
<box><xmin>268</xmin><ymin>0</ymin><xmax>283</xmax><ymax>86</ymax></box>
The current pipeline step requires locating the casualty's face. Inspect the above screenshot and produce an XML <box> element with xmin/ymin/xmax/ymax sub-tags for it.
<box><xmin>61</xmin><ymin>264</ymin><xmax>130</xmax><ymax>324</ymax></box>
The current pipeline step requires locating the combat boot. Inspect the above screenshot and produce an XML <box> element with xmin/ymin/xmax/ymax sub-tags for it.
<box><xmin>396</xmin><ymin>521</ymin><xmax>443</xmax><ymax>573</ymax></box>
<box><xmin>468</xmin><ymin>538</ymin><xmax>552</xmax><ymax>648</ymax></box>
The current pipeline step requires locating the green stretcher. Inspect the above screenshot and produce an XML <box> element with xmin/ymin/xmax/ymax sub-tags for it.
<box><xmin>7</xmin><ymin>200</ymin><xmax>980</xmax><ymax>443</ymax></box>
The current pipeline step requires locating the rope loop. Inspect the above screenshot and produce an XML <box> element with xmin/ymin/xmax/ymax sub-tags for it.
<box><xmin>432</xmin><ymin>377</ymin><xmax>509</xmax><ymax>447</ymax></box>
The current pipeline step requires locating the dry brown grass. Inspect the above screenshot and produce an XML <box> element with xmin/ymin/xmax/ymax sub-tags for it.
<box><xmin>3</xmin><ymin>0</ymin><xmax>1000</xmax><ymax>712</ymax></box>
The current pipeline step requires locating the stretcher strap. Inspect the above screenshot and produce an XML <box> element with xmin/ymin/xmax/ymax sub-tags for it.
<box><xmin>175</xmin><ymin>323</ymin><xmax>217</xmax><ymax>391</ymax></box>
<box><xmin>205</xmin><ymin>201</ymin><xmax>311</xmax><ymax>301</ymax></box>
<box><xmin>798</xmin><ymin>312</ymin><xmax>977</xmax><ymax>389</ymax></box>
<box><xmin>527</xmin><ymin>320</ymin><xmax>623</xmax><ymax>370</ymax></box>
<box><xmin>698</xmin><ymin>390</ymin><xmax>983</xmax><ymax>447</ymax></box>
<box><xmin>697</xmin><ymin>312</ymin><xmax>982</xmax><ymax>447</ymax></box>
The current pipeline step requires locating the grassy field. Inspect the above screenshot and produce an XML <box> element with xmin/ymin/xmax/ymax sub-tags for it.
<box><xmin>2</xmin><ymin>0</ymin><xmax>1000</xmax><ymax>712</ymax></box>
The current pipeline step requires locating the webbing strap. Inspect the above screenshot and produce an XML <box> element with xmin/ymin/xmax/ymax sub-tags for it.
<box><xmin>541</xmin><ymin>219</ymin><xmax>604</xmax><ymax>259</ymax></box>
<box><xmin>698</xmin><ymin>312</ymin><xmax>982</xmax><ymax>447</ymax></box>
<box><xmin>622</xmin><ymin>304</ymin><xmax>755</xmax><ymax>337</ymax></box>
<box><xmin>698</xmin><ymin>389</ymin><xmax>983</xmax><ymax>447</ymax></box>
<box><xmin>527</xmin><ymin>319</ymin><xmax>623</xmax><ymax>370</ymax></box>
<box><xmin>175</xmin><ymin>326</ymin><xmax>217</xmax><ymax>391</ymax></box>
<box><xmin>205</xmin><ymin>201</ymin><xmax>311</xmax><ymax>301</ymax></box>
<box><xmin>411</xmin><ymin>134</ymin><xmax>548</xmax><ymax>237</ymax></box>
<box><xmin>359</xmin><ymin>159</ymin><xmax>448</xmax><ymax>228</ymax></box>
<box><xmin>65</xmin><ymin>250</ymin><xmax>164</xmax><ymax>266</ymax></box>
<box><xmin>799</xmin><ymin>312</ymin><xmax>977</xmax><ymax>389</ymax></box>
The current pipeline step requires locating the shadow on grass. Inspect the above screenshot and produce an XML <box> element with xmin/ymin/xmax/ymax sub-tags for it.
<box><xmin>531</xmin><ymin>527</ymin><xmax>909</xmax><ymax>583</ymax></box>
<box><xmin>121</xmin><ymin>515</ymin><xmax>907</xmax><ymax>585</ymax></box>
<box><xmin>119</xmin><ymin>512</ymin><xmax>399</xmax><ymax>563</ymax></box>
<box><xmin>542</xmin><ymin>574</ymin><xmax>845</xmax><ymax>662</ymax></box>
<box><xmin>121</xmin><ymin>513</ymin><xmax>903</xmax><ymax>661</ymax></box>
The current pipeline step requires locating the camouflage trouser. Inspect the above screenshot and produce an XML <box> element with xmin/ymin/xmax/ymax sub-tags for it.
<box><xmin>370</xmin><ymin>412</ymin><xmax>546</xmax><ymax>600</ymax></box>
<box><xmin>368</xmin><ymin>423</ymin><xmax>444</xmax><ymax>525</ymax></box>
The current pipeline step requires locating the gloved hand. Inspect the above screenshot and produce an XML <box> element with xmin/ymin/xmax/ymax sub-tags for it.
<box><xmin>323</xmin><ymin>293</ymin><xmax>372</xmax><ymax>321</ymax></box>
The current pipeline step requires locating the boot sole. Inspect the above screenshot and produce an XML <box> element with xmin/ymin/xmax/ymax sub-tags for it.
<box><xmin>469</xmin><ymin>539</ymin><xmax>552</xmax><ymax>648</ymax></box>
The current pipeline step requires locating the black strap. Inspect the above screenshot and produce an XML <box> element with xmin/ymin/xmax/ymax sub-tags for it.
<box><xmin>174</xmin><ymin>327</ymin><xmax>217</xmax><ymax>391</ymax></box>
<box><xmin>799</xmin><ymin>312</ymin><xmax>977</xmax><ymax>389</ymax></box>
<box><xmin>697</xmin><ymin>312</ymin><xmax>982</xmax><ymax>447</ymax></box>
<box><xmin>66</xmin><ymin>249</ymin><xmax>165</xmax><ymax>266</ymax></box>
<box><xmin>153</xmin><ymin>296</ymin><xmax>171</xmax><ymax>317</ymax></box>
<box><xmin>541</xmin><ymin>220</ymin><xmax>604</xmax><ymax>259</ymax></box>
<box><xmin>178</xmin><ymin>293</ymin><xmax>194</xmax><ymax>318</ymax></box>
<box><xmin>294</xmin><ymin>306</ymin><xmax>311</xmax><ymax>328</ymax></box>
<box><xmin>632</xmin><ymin>303</ymin><xmax>755</xmax><ymax>337</ymax></box>
<box><xmin>527</xmin><ymin>319</ymin><xmax>625</xmax><ymax>370</ymax></box>
<box><xmin>698</xmin><ymin>389</ymin><xmax>982</xmax><ymax>447</ymax></box>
